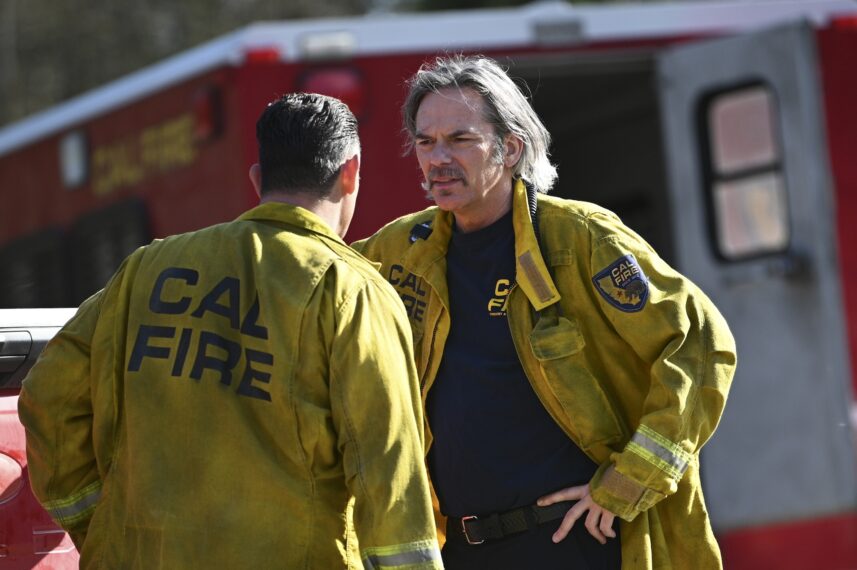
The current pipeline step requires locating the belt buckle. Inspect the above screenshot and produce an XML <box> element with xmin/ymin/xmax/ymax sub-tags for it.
<box><xmin>461</xmin><ymin>515</ymin><xmax>484</xmax><ymax>545</ymax></box>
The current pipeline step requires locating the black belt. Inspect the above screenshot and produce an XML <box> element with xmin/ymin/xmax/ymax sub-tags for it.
<box><xmin>447</xmin><ymin>501</ymin><xmax>573</xmax><ymax>546</ymax></box>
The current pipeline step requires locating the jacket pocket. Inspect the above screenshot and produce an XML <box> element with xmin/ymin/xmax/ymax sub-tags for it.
<box><xmin>529</xmin><ymin>312</ymin><xmax>625</xmax><ymax>458</ymax></box>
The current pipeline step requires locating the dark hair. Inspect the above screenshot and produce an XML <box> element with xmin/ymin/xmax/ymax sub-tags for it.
<box><xmin>255</xmin><ymin>93</ymin><xmax>360</xmax><ymax>196</ymax></box>
<box><xmin>402</xmin><ymin>55</ymin><xmax>557</xmax><ymax>193</ymax></box>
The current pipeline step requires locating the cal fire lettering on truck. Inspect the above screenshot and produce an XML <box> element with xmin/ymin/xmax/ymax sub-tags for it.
<box><xmin>92</xmin><ymin>113</ymin><xmax>197</xmax><ymax>196</ymax></box>
<box><xmin>389</xmin><ymin>264</ymin><xmax>427</xmax><ymax>322</ymax></box>
<box><xmin>127</xmin><ymin>266</ymin><xmax>274</xmax><ymax>402</ymax></box>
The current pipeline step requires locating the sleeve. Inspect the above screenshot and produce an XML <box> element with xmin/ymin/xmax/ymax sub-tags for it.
<box><xmin>17</xmin><ymin>290</ymin><xmax>107</xmax><ymax>549</ymax></box>
<box><xmin>329</xmin><ymin>279</ymin><xmax>443</xmax><ymax>570</ymax></box>
<box><xmin>585</xmin><ymin>213</ymin><xmax>737</xmax><ymax>522</ymax></box>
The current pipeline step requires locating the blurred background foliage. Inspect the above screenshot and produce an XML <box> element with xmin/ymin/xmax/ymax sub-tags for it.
<box><xmin>0</xmin><ymin>0</ymin><xmax>543</xmax><ymax>128</ymax></box>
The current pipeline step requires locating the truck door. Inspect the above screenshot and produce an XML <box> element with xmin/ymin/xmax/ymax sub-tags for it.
<box><xmin>657</xmin><ymin>19</ymin><xmax>857</xmax><ymax>547</ymax></box>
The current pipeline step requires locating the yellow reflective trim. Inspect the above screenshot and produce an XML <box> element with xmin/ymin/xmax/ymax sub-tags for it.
<box><xmin>626</xmin><ymin>426</ymin><xmax>692</xmax><ymax>481</ymax></box>
<box><xmin>626</xmin><ymin>441</ymin><xmax>684</xmax><ymax>480</ymax></box>
<box><xmin>43</xmin><ymin>480</ymin><xmax>102</xmax><ymax>526</ymax></box>
<box><xmin>362</xmin><ymin>539</ymin><xmax>441</xmax><ymax>569</ymax></box>
<box><xmin>638</xmin><ymin>425</ymin><xmax>692</xmax><ymax>465</ymax></box>
<box><xmin>42</xmin><ymin>479</ymin><xmax>101</xmax><ymax>510</ymax></box>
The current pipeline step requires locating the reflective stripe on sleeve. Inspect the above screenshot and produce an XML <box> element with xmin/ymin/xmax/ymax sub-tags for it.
<box><xmin>362</xmin><ymin>539</ymin><xmax>442</xmax><ymax>569</ymax></box>
<box><xmin>42</xmin><ymin>480</ymin><xmax>102</xmax><ymax>526</ymax></box>
<box><xmin>626</xmin><ymin>425</ymin><xmax>692</xmax><ymax>480</ymax></box>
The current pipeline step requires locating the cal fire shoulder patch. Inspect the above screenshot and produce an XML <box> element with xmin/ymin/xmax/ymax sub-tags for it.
<box><xmin>592</xmin><ymin>254</ymin><xmax>649</xmax><ymax>312</ymax></box>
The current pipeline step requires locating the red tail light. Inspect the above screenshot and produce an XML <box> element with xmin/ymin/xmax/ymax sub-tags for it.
<box><xmin>0</xmin><ymin>453</ymin><xmax>24</xmax><ymax>505</ymax></box>
<box><xmin>245</xmin><ymin>47</ymin><xmax>282</xmax><ymax>65</ymax></box>
<box><xmin>298</xmin><ymin>67</ymin><xmax>366</xmax><ymax>118</ymax></box>
<box><xmin>193</xmin><ymin>86</ymin><xmax>223</xmax><ymax>143</ymax></box>
<box><xmin>831</xmin><ymin>13</ymin><xmax>857</xmax><ymax>29</ymax></box>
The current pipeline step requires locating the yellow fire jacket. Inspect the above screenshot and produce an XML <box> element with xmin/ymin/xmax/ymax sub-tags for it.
<box><xmin>353</xmin><ymin>180</ymin><xmax>737</xmax><ymax>569</ymax></box>
<box><xmin>19</xmin><ymin>202</ymin><xmax>442</xmax><ymax>570</ymax></box>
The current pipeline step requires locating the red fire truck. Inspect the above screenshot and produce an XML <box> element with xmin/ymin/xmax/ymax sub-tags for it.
<box><xmin>1</xmin><ymin>1</ymin><xmax>856</xmax><ymax>567</ymax></box>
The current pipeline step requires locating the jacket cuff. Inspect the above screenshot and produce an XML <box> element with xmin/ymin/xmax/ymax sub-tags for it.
<box><xmin>590</xmin><ymin>463</ymin><xmax>667</xmax><ymax>522</ymax></box>
<box><xmin>362</xmin><ymin>539</ymin><xmax>443</xmax><ymax>569</ymax></box>
<box><xmin>590</xmin><ymin>424</ymin><xmax>692</xmax><ymax>521</ymax></box>
<box><xmin>624</xmin><ymin>424</ymin><xmax>693</xmax><ymax>482</ymax></box>
<box><xmin>42</xmin><ymin>479</ymin><xmax>102</xmax><ymax>528</ymax></box>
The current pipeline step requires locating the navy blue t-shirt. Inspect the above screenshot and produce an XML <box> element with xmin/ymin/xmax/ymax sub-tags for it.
<box><xmin>427</xmin><ymin>210</ymin><xmax>599</xmax><ymax>518</ymax></box>
<box><xmin>427</xmin><ymin>211</ymin><xmax>620</xmax><ymax>568</ymax></box>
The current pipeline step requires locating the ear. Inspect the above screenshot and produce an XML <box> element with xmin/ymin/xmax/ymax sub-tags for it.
<box><xmin>502</xmin><ymin>134</ymin><xmax>524</xmax><ymax>169</ymax></box>
<box><xmin>248</xmin><ymin>163</ymin><xmax>262</xmax><ymax>198</ymax></box>
<box><xmin>339</xmin><ymin>155</ymin><xmax>360</xmax><ymax>196</ymax></box>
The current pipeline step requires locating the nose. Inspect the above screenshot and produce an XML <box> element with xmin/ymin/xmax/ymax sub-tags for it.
<box><xmin>429</xmin><ymin>141</ymin><xmax>452</xmax><ymax>165</ymax></box>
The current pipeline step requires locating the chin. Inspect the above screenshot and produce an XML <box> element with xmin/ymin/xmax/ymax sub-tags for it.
<box><xmin>432</xmin><ymin>195</ymin><xmax>460</xmax><ymax>212</ymax></box>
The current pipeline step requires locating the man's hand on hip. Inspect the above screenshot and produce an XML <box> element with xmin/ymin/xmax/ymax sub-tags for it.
<box><xmin>537</xmin><ymin>483</ymin><xmax>617</xmax><ymax>545</ymax></box>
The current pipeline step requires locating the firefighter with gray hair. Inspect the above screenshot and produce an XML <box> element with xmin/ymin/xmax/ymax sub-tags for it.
<box><xmin>355</xmin><ymin>55</ymin><xmax>736</xmax><ymax>569</ymax></box>
<box><xmin>20</xmin><ymin>93</ymin><xmax>443</xmax><ymax>570</ymax></box>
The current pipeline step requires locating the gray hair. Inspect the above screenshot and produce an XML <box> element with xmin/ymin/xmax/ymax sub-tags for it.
<box><xmin>402</xmin><ymin>55</ymin><xmax>557</xmax><ymax>193</ymax></box>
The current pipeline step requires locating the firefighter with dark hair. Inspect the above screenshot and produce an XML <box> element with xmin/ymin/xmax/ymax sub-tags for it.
<box><xmin>20</xmin><ymin>93</ymin><xmax>443</xmax><ymax>569</ymax></box>
<box><xmin>354</xmin><ymin>55</ymin><xmax>736</xmax><ymax>569</ymax></box>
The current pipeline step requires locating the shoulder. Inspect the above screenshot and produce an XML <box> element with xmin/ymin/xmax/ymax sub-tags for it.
<box><xmin>326</xmin><ymin>240</ymin><xmax>388</xmax><ymax>285</ymax></box>
<box><xmin>351</xmin><ymin>206</ymin><xmax>438</xmax><ymax>257</ymax></box>
<box><xmin>537</xmin><ymin>195</ymin><xmax>631</xmax><ymax>243</ymax></box>
<box><xmin>308</xmin><ymin>237</ymin><xmax>405</xmax><ymax>315</ymax></box>
<box><xmin>538</xmin><ymin>195</ymin><xmax>620</xmax><ymax>225</ymax></box>
<box><xmin>135</xmin><ymin>220</ymin><xmax>237</xmax><ymax>259</ymax></box>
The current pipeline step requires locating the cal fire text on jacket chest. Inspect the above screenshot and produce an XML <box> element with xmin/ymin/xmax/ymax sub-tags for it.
<box><xmin>389</xmin><ymin>264</ymin><xmax>427</xmax><ymax>322</ymax></box>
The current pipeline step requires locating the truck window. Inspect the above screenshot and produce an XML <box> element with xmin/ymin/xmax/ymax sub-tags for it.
<box><xmin>0</xmin><ymin>230</ymin><xmax>69</xmax><ymax>308</ymax></box>
<box><xmin>69</xmin><ymin>199</ymin><xmax>150</xmax><ymax>304</ymax></box>
<box><xmin>59</xmin><ymin>130</ymin><xmax>90</xmax><ymax>189</ymax></box>
<box><xmin>510</xmin><ymin>51</ymin><xmax>675</xmax><ymax>264</ymax></box>
<box><xmin>699</xmin><ymin>84</ymin><xmax>790</xmax><ymax>261</ymax></box>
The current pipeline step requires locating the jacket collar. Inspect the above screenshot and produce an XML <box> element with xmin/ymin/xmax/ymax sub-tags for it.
<box><xmin>236</xmin><ymin>202</ymin><xmax>347</xmax><ymax>246</ymax></box>
<box><xmin>402</xmin><ymin>179</ymin><xmax>561</xmax><ymax>311</ymax></box>
<box><xmin>509</xmin><ymin>179</ymin><xmax>561</xmax><ymax>310</ymax></box>
<box><xmin>399</xmin><ymin>209</ymin><xmax>453</xmax><ymax>310</ymax></box>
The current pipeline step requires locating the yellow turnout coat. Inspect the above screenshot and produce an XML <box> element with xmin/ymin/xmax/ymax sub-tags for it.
<box><xmin>20</xmin><ymin>203</ymin><xmax>442</xmax><ymax>570</ymax></box>
<box><xmin>354</xmin><ymin>180</ymin><xmax>736</xmax><ymax>569</ymax></box>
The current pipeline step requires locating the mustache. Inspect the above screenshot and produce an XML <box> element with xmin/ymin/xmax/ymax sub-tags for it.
<box><xmin>421</xmin><ymin>166</ymin><xmax>466</xmax><ymax>192</ymax></box>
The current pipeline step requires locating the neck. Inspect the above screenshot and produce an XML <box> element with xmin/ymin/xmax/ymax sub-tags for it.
<box><xmin>260</xmin><ymin>189</ymin><xmax>348</xmax><ymax>237</ymax></box>
<box><xmin>453</xmin><ymin>177</ymin><xmax>514</xmax><ymax>233</ymax></box>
